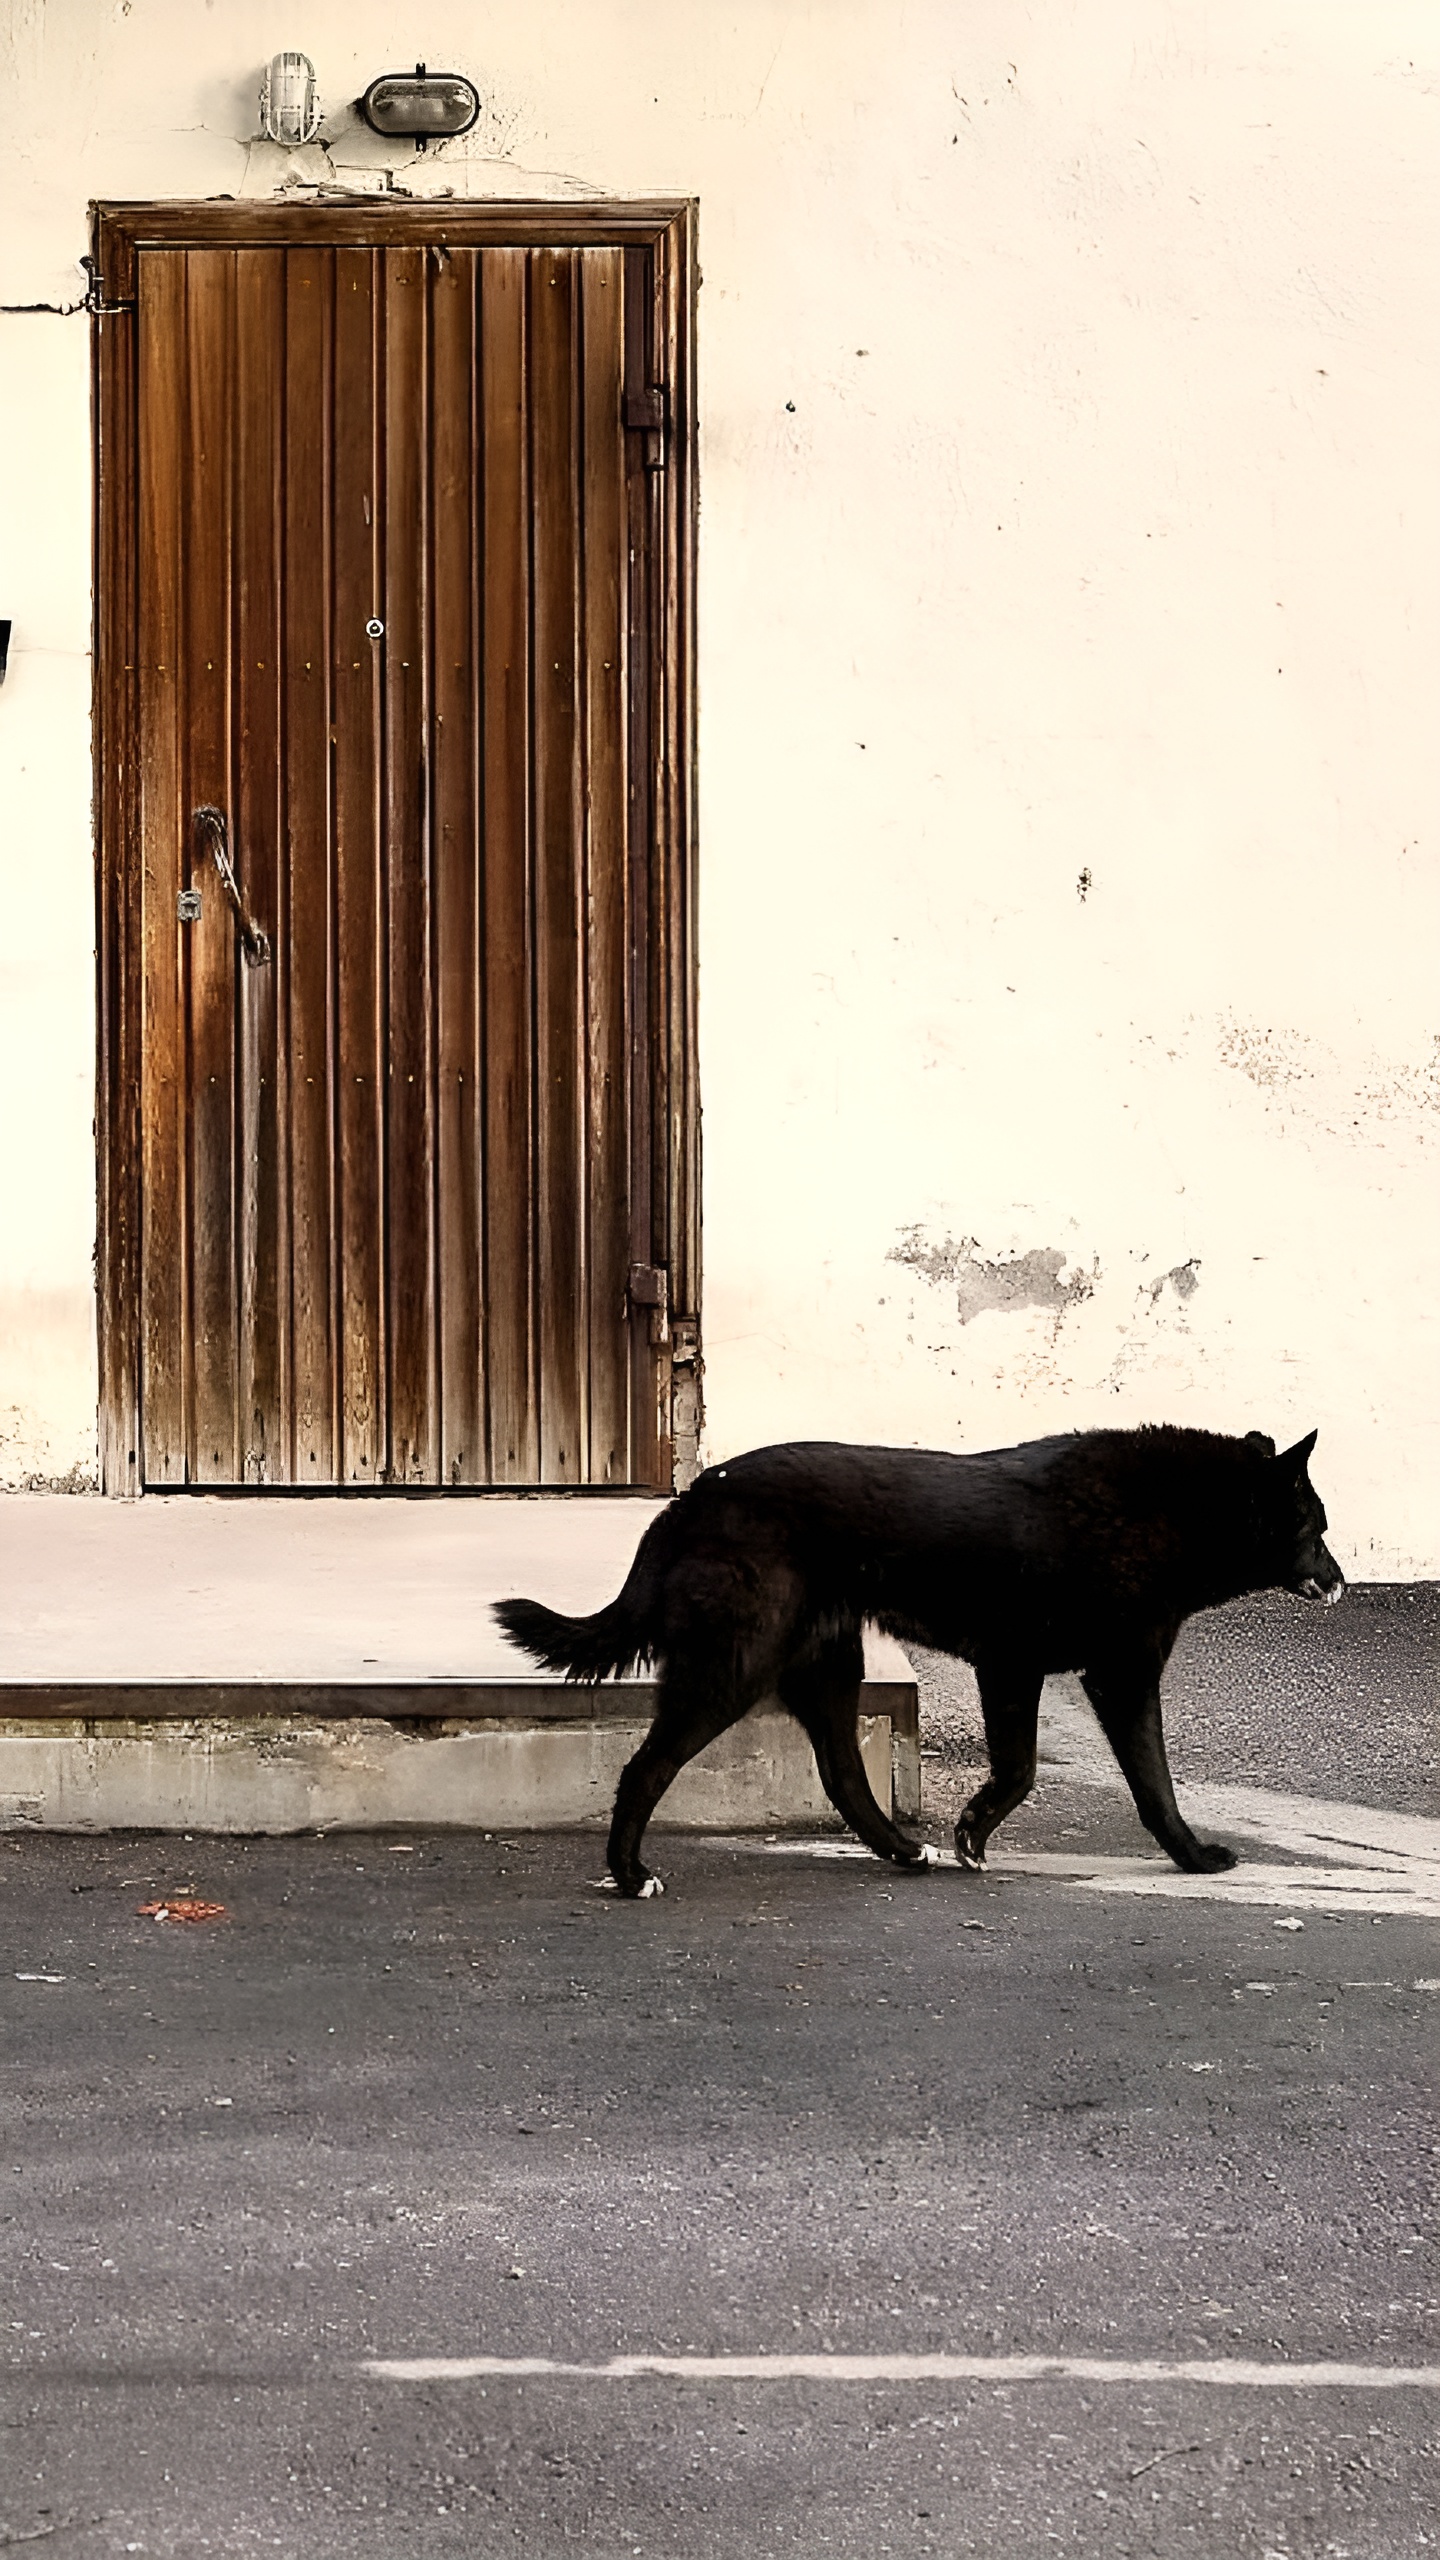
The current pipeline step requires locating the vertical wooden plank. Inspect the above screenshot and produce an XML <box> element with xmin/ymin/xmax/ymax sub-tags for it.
<box><xmin>94</xmin><ymin>215</ymin><xmax>143</xmax><ymax>1494</ymax></box>
<box><xmin>622</xmin><ymin>242</ymin><xmax>662</xmax><ymax>1490</ymax></box>
<box><xmin>431</xmin><ymin>248</ymin><xmax>485</xmax><ymax>1485</ymax></box>
<box><xmin>381</xmin><ymin>246</ymin><xmax>437</xmax><ymax>1482</ymax></box>
<box><xmin>662</xmin><ymin>207</ymin><xmax>703</xmax><ymax>1488</ymax></box>
<box><xmin>578</xmin><ymin>250</ymin><xmax>631</xmax><ymax>1483</ymax></box>
<box><xmin>331</xmin><ymin>247</ymin><xmax>386</xmax><ymax>1483</ymax></box>
<box><xmin>647</xmin><ymin>226</ymin><xmax>683</xmax><ymax>1491</ymax></box>
<box><xmin>234</xmin><ymin>249</ymin><xmax>285</xmax><ymax>1480</ymax></box>
<box><xmin>479</xmin><ymin>250</ymin><xmax>537</xmax><ymax>1481</ymax></box>
<box><xmin>657</xmin><ymin>213</ymin><xmax>701</xmax><ymax>1404</ymax></box>
<box><xmin>284</xmin><ymin>245</ymin><xmax>338</xmax><ymax>1482</ymax></box>
<box><xmin>136</xmin><ymin>249</ymin><xmax>188</xmax><ymax>1483</ymax></box>
<box><xmin>183</xmin><ymin>248</ymin><xmax>240</xmax><ymax>1484</ymax></box>
<box><xmin>530</xmin><ymin>248</ymin><xmax>586</xmax><ymax>1484</ymax></box>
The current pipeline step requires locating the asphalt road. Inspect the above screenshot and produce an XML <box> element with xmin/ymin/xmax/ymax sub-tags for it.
<box><xmin>2</xmin><ymin>1590</ymin><xmax>1436</xmax><ymax>2558</ymax></box>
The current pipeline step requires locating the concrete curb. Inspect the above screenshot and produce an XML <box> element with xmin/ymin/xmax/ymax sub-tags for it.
<box><xmin>0</xmin><ymin>1699</ymin><xmax>916</xmax><ymax>1835</ymax></box>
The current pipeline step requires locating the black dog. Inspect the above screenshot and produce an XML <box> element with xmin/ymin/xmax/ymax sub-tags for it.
<box><xmin>495</xmin><ymin>1425</ymin><xmax>1343</xmax><ymax>1897</ymax></box>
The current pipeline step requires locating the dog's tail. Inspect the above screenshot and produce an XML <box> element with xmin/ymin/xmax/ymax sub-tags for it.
<box><xmin>492</xmin><ymin>1593</ymin><xmax>644</xmax><ymax>1682</ymax></box>
<box><xmin>492</xmin><ymin>1509</ymin><xmax>673</xmax><ymax>1683</ymax></box>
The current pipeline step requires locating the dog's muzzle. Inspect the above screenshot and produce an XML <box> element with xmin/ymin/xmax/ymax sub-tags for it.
<box><xmin>1299</xmin><ymin>1575</ymin><xmax>1345</xmax><ymax>1607</ymax></box>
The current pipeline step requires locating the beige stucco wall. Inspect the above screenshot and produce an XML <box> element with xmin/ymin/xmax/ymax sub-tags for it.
<box><xmin>0</xmin><ymin>1</ymin><xmax>1435</xmax><ymax>1570</ymax></box>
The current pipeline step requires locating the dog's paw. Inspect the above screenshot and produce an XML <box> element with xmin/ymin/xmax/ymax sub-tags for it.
<box><xmin>636</xmin><ymin>1875</ymin><xmax>666</xmax><ymax>1899</ymax></box>
<box><xmin>901</xmin><ymin>1842</ymin><xmax>941</xmax><ymax>1870</ymax></box>
<box><xmin>1190</xmin><ymin>1840</ymin><xmax>1239</xmax><ymax>1874</ymax></box>
<box><xmin>590</xmin><ymin>1875</ymin><xmax>619</xmax><ymax>1892</ymax></box>
<box><xmin>953</xmin><ymin>1830</ymin><xmax>987</xmax><ymax>1872</ymax></box>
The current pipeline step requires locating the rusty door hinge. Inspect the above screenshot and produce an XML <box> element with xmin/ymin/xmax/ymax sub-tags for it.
<box><xmin>624</xmin><ymin>384</ymin><xmax>667</xmax><ymax>469</ymax></box>
<box><xmin>80</xmin><ymin>257</ymin><xmax>135</xmax><ymax>316</ymax></box>
<box><xmin>629</xmin><ymin>1262</ymin><xmax>669</xmax><ymax>1344</ymax></box>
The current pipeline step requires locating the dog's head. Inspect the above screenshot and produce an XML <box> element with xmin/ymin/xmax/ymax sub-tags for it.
<box><xmin>1246</xmin><ymin>1429</ymin><xmax>1344</xmax><ymax>1605</ymax></box>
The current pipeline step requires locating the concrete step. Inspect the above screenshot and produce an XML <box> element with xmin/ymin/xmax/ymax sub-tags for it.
<box><xmin>0</xmin><ymin>1495</ymin><xmax>918</xmax><ymax>1835</ymax></box>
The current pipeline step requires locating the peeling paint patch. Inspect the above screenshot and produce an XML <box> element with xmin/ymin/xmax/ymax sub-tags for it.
<box><xmin>1146</xmin><ymin>1257</ymin><xmax>1201</xmax><ymax>1305</ymax></box>
<box><xmin>889</xmin><ymin>1230</ymin><xmax>1097</xmax><ymax>1325</ymax></box>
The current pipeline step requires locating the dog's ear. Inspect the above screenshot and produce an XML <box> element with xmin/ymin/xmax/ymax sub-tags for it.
<box><xmin>1277</xmin><ymin>1428</ymin><xmax>1318</xmax><ymax>1473</ymax></box>
<box><xmin>1244</xmin><ymin>1432</ymin><xmax>1276</xmax><ymax>1457</ymax></box>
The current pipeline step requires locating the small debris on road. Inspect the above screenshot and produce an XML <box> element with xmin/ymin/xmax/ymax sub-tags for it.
<box><xmin>1128</xmin><ymin>2443</ymin><xmax>1203</xmax><ymax>2481</ymax></box>
<box><xmin>137</xmin><ymin>1898</ymin><xmax>227</xmax><ymax>1924</ymax></box>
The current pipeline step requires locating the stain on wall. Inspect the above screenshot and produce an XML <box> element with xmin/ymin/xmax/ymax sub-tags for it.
<box><xmin>1217</xmin><ymin>1019</ymin><xmax>1318</xmax><ymax>1090</ymax></box>
<box><xmin>889</xmin><ymin>1228</ymin><xmax>1098</xmax><ymax>1326</ymax></box>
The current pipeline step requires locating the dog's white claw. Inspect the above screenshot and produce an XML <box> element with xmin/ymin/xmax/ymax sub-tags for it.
<box><xmin>637</xmin><ymin>1875</ymin><xmax>665</xmax><ymax>1898</ymax></box>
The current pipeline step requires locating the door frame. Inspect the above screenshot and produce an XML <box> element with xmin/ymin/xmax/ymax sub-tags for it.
<box><xmin>91</xmin><ymin>196</ymin><xmax>699</xmax><ymax>1496</ymax></box>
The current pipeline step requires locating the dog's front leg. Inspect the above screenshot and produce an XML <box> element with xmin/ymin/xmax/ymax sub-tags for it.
<box><xmin>954</xmin><ymin>1660</ymin><xmax>1044</xmax><ymax>1868</ymax></box>
<box><xmin>1081</xmin><ymin>1656</ymin><xmax>1237</xmax><ymax>1874</ymax></box>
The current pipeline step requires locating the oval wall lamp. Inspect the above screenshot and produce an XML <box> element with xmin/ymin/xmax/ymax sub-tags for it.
<box><xmin>259</xmin><ymin>51</ymin><xmax>321</xmax><ymax>146</ymax></box>
<box><xmin>359</xmin><ymin>63</ymin><xmax>480</xmax><ymax>146</ymax></box>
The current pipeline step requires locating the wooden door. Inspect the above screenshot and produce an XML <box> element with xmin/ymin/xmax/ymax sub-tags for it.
<box><xmin>93</xmin><ymin>203</ymin><xmax>698</xmax><ymax>1493</ymax></box>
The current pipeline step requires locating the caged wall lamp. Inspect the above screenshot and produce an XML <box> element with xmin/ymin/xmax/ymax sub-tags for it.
<box><xmin>259</xmin><ymin>51</ymin><xmax>321</xmax><ymax>145</ymax></box>
<box><xmin>359</xmin><ymin>64</ymin><xmax>480</xmax><ymax>147</ymax></box>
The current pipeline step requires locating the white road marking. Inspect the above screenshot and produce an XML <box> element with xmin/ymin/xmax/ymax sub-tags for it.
<box><xmin>985</xmin><ymin>1851</ymin><xmax>1440</xmax><ymax>1919</ymax></box>
<box><xmin>629</xmin><ymin>1677</ymin><xmax>1440</xmax><ymax>1913</ymax></box>
<box><xmin>361</xmin><ymin>2351</ymin><xmax>1440</xmax><ymax>2391</ymax></box>
<box><xmin>747</xmin><ymin>1835</ymin><xmax>1439</xmax><ymax>1918</ymax></box>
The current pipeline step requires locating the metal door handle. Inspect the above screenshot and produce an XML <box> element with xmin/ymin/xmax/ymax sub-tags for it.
<box><xmin>191</xmin><ymin>806</ymin><xmax>271</xmax><ymax>967</ymax></box>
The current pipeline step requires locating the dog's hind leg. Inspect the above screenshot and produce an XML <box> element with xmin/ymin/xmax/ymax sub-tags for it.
<box><xmin>1081</xmin><ymin>1656</ymin><xmax>1237</xmax><ymax>1874</ymax></box>
<box><xmin>954</xmin><ymin>1659</ymin><xmax>1044</xmax><ymax>1868</ymax></box>
<box><xmin>606</xmin><ymin>1667</ymin><xmax>752</xmax><ymax>1898</ymax></box>
<box><xmin>781</xmin><ymin>1633</ymin><xmax>934</xmax><ymax>1871</ymax></box>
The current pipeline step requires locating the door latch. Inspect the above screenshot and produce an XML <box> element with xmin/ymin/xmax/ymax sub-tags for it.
<box><xmin>177</xmin><ymin>888</ymin><xmax>203</xmax><ymax>923</ymax></box>
<box><xmin>191</xmin><ymin>806</ymin><xmax>271</xmax><ymax>967</ymax></box>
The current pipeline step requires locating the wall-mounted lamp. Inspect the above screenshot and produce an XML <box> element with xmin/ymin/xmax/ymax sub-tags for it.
<box><xmin>359</xmin><ymin>63</ymin><xmax>479</xmax><ymax>147</ymax></box>
<box><xmin>259</xmin><ymin>51</ymin><xmax>321</xmax><ymax>146</ymax></box>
